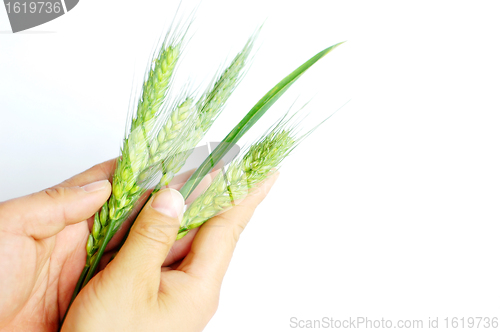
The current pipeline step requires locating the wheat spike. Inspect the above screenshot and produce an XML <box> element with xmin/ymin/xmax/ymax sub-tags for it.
<box><xmin>155</xmin><ymin>36</ymin><xmax>256</xmax><ymax>189</ymax></box>
<box><xmin>85</xmin><ymin>37</ymin><xmax>184</xmax><ymax>260</ymax></box>
<box><xmin>177</xmin><ymin>119</ymin><xmax>297</xmax><ymax>239</ymax></box>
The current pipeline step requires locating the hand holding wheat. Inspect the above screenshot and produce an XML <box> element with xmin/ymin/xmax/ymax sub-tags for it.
<box><xmin>0</xmin><ymin>5</ymin><xmax>343</xmax><ymax>329</ymax></box>
<box><xmin>0</xmin><ymin>165</ymin><xmax>112</xmax><ymax>331</ymax></box>
<box><xmin>0</xmin><ymin>158</ymin><xmax>278</xmax><ymax>331</ymax></box>
<box><xmin>61</xmin><ymin>172</ymin><xmax>279</xmax><ymax>332</ymax></box>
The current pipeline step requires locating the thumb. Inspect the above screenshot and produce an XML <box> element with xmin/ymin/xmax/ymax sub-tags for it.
<box><xmin>0</xmin><ymin>180</ymin><xmax>111</xmax><ymax>239</ymax></box>
<box><xmin>112</xmin><ymin>188</ymin><xmax>184</xmax><ymax>285</ymax></box>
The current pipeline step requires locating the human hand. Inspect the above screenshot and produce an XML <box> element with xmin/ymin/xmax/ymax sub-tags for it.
<box><xmin>0</xmin><ymin>158</ymin><xmax>277</xmax><ymax>331</ymax></box>
<box><xmin>62</xmin><ymin>173</ymin><xmax>278</xmax><ymax>332</ymax></box>
<box><xmin>0</xmin><ymin>159</ymin><xmax>207</xmax><ymax>331</ymax></box>
<box><xmin>0</xmin><ymin>162</ymin><xmax>113</xmax><ymax>331</ymax></box>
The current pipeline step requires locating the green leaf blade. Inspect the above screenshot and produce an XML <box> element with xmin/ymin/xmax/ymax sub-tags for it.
<box><xmin>179</xmin><ymin>42</ymin><xmax>344</xmax><ymax>199</ymax></box>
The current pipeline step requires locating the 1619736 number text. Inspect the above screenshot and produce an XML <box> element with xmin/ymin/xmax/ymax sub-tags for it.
<box><xmin>5</xmin><ymin>2</ymin><xmax>62</xmax><ymax>14</ymax></box>
<box><xmin>444</xmin><ymin>317</ymin><xmax>498</xmax><ymax>329</ymax></box>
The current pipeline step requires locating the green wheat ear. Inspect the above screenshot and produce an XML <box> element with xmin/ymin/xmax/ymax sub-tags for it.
<box><xmin>177</xmin><ymin>94</ymin><xmax>347</xmax><ymax>240</ymax></box>
<box><xmin>146</xmin><ymin>34</ymin><xmax>257</xmax><ymax>191</ymax></box>
<box><xmin>177</xmin><ymin>112</ymin><xmax>305</xmax><ymax>240</ymax></box>
<box><xmin>131</xmin><ymin>44</ymin><xmax>180</xmax><ymax>133</ymax></box>
<box><xmin>82</xmin><ymin>26</ymin><xmax>189</xmax><ymax>287</ymax></box>
<box><xmin>87</xmin><ymin>46</ymin><xmax>183</xmax><ymax>254</ymax></box>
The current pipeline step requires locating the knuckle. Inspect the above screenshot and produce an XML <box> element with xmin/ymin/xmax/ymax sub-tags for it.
<box><xmin>230</xmin><ymin>209</ymin><xmax>254</xmax><ymax>244</ymax></box>
<box><xmin>94</xmin><ymin>160</ymin><xmax>114</xmax><ymax>177</ymax></box>
<box><xmin>206</xmin><ymin>294</ymin><xmax>220</xmax><ymax>318</ymax></box>
<box><xmin>134</xmin><ymin>215</ymin><xmax>176</xmax><ymax>247</ymax></box>
<box><xmin>194</xmin><ymin>281</ymin><xmax>220</xmax><ymax>319</ymax></box>
<box><xmin>42</xmin><ymin>187</ymin><xmax>68</xmax><ymax>220</ymax></box>
<box><xmin>231</xmin><ymin>221</ymin><xmax>246</xmax><ymax>244</ymax></box>
<box><xmin>43</xmin><ymin>186</ymin><xmax>67</xmax><ymax>200</ymax></box>
<box><xmin>213</xmin><ymin>212</ymin><xmax>250</xmax><ymax>245</ymax></box>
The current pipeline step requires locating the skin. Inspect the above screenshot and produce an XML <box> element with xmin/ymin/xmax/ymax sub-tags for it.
<box><xmin>0</xmin><ymin>159</ymin><xmax>278</xmax><ymax>331</ymax></box>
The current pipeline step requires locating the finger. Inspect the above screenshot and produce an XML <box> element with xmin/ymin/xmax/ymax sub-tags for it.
<box><xmin>58</xmin><ymin>158</ymin><xmax>117</xmax><ymax>234</ymax></box>
<box><xmin>0</xmin><ymin>180</ymin><xmax>111</xmax><ymax>239</ymax></box>
<box><xmin>177</xmin><ymin>172</ymin><xmax>279</xmax><ymax>284</ymax></box>
<box><xmin>58</xmin><ymin>158</ymin><xmax>117</xmax><ymax>188</ymax></box>
<box><xmin>168</xmin><ymin>168</ymin><xmax>221</xmax><ymax>205</ymax></box>
<box><xmin>99</xmin><ymin>189</ymin><xmax>152</xmax><ymax>251</ymax></box>
<box><xmin>98</xmin><ymin>228</ymin><xmax>198</xmax><ymax>272</ymax></box>
<box><xmin>103</xmin><ymin>168</ymin><xmax>218</xmax><ymax>253</ymax></box>
<box><xmin>163</xmin><ymin>227</ymin><xmax>198</xmax><ymax>266</ymax></box>
<box><xmin>111</xmin><ymin>188</ymin><xmax>184</xmax><ymax>290</ymax></box>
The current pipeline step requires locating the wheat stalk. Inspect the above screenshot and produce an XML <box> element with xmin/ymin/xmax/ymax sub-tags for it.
<box><xmin>176</xmin><ymin>116</ymin><xmax>299</xmax><ymax>239</ymax></box>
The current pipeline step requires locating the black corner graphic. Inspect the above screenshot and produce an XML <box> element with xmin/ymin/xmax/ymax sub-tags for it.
<box><xmin>3</xmin><ymin>0</ymin><xmax>79</xmax><ymax>33</ymax></box>
<box><xmin>65</xmin><ymin>0</ymin><xmax>78</xmax><ymax>11</ymax></box>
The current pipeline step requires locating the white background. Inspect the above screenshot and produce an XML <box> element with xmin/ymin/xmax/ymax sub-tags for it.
<box><xmin>1</xmin><ymin>1</ymin><xmax>500</xmax><ymax>331</ymax></box>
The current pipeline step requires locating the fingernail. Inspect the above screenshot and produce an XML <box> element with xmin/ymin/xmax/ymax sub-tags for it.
<box><xmin>151</xmin><ymin>189</ymin><xmax>185</xmax><ymax>218</ymax></box>
<box><xmin>82</xmin><ymin>180</ymin><xmax>109</xmax><ymax>192</ymax></box>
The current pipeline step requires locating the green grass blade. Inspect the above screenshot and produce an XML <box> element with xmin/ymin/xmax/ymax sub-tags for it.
<box><xmin>179</xmin><ymin>42</ymin><xmax>344</xmax><ymax>199</ymax></box>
